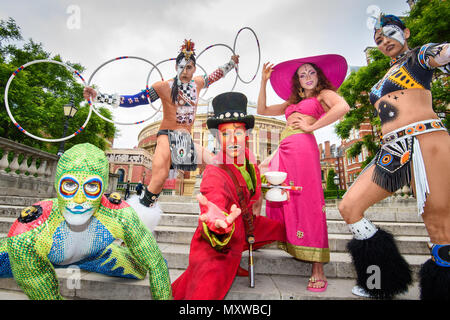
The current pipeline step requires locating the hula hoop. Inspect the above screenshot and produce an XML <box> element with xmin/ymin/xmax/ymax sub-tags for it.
<box><xmin>196</xmin><ymin>43</ymin><xmax>239</xmax><ymax>93</ymax></box>
<box><xmin>87</xmin><ymin>56</ymin><xmax>165</xmax><ymax>125</ymax></box>
<box><xmin>233</xmin><ymin>27</ymin><xmax>261</xmax><ymax>84</ymax></box>
<box><xmin>4</xmin><ymin>59</ymin><xmax>92</xmax><ymax>143</ymax></box>
<box><xmin>145</xmin><ymin>58</ymin><xmax>212</xmax><ymax>102</ymax></box>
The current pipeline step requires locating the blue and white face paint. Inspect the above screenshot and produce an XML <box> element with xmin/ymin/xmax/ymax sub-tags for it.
<box><xmin>381</xmin><ymin>25</ymin><xmax>406</xmax><ymax>46</ymax></box>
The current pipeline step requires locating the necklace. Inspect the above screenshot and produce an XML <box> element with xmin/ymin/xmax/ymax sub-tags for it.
<box><xmin>390</xmin><ymin>49</ymin><xmax>410</xmax><ymax>66</ymax></box>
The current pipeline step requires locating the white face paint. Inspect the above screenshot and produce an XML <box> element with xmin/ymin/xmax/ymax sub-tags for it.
<box><xmin>382</xmin><ymin>25</ymin><xmax>405</xmax><ymax>46</ymax></box>
<box><xmin>177</xmin><ymin>58</ymin><xmax>188</xmax><ymax>78</ymax></box>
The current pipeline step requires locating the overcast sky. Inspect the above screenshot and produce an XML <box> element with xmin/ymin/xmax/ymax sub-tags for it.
<box><xmin>1</xmin><ymin>0</ymin><xmax>411</xmax><ymax>149</ymax></box>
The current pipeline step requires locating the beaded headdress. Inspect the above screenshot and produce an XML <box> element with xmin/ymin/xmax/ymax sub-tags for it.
<box><xmin>180</xmin><ymin>39</ymin><xmax>195</xmax><ymax>61</ymax></box>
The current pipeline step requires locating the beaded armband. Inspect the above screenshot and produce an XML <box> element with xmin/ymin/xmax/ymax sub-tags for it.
<box><xmin>95</xmin><ymin>92</ymin><xmax>120</xmax><ymax>108</ymax></box>
<box><xmin>120</xmin><ymin>88</ymin><xmax>160</xmax><ymax>108</ymax></box>
<box><xmin>418</xmin><ymin>43</ymin><xmax>450</xmax><ymax>72</ymax></box>
<box><xmin>428</xmin><ymin>243</ymin><xmax>450</xmax><ymax>267</ymax></box>
<box><xmin>204</xmin><ymin>59</ymin><xmax>236</xmax><ymax>88</ymax></box>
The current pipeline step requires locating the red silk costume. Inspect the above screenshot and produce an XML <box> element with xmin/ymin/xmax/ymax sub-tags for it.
<box><xmin>171</xmin><ymin>150</ymin><xmax>286</xmax><ymax>300</ymax></box>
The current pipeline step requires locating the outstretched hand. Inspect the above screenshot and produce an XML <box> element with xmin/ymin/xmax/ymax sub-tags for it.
<box><xmin>231</xmin><ymin>55</ymin><xmax>240</xmax><ymax>65</ymax></box>
<box><xmin>83</xmin><ymin>87</ymin><xmax>97</xmax><ymax>101</ymax></box>
<box><xmin>261</xmin><ymin>62</ymin><xmax>274</xmax><ymax>82</ymax></box>
<box><xmin>197</xmin><ymin>194</ymin><xmax>241</xmax><ymax>231</ymax></box>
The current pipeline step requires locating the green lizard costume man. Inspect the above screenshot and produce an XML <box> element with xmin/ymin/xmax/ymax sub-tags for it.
<box><xmin>0</xmin><ymin>143</ymin><xmax>172</xmax><ymax>300</ymax></box>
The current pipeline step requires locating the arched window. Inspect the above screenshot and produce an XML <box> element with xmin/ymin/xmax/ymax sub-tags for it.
<box><xmin>117</xmin><ymin>169</ymin><xmax>125</xmax><ymax>182</ymax></box>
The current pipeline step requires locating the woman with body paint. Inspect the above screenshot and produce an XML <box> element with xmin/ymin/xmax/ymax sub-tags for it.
<box><xmin>337</xmin><ymin>14</ymin><xmax>450</xmax><ymax>300</ymax></box>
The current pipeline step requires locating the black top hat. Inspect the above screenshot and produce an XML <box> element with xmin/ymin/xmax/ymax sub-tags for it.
<box><xmin>207</xmin><ymin>92</ymin><xmax>255</xmax><ymax>130</ymax></box>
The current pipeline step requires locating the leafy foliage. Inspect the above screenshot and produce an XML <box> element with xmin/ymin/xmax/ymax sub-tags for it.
<box><xmin>336</xmin><ymin>0</ymin><xmax>450</xmax><ymax>160</ymax></box>
<box><xmin>325</xmin><ymin>168</ymin><xmax>336</xmax><ymax>191</ymax></box>
<box><xmin>0</xmin><ymin>18</ymin><xmax>116</xmax><ymax>153</ymax></box>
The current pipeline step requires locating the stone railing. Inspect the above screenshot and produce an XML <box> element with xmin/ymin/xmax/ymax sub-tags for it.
<box><xmin>0</xmin><ymin>137</ymin><xmax>119</xmax><ymax>198</ymax></box>
<box><xmin>0</xmin><ymin>137</ymin><xmax>59</xmax><ymax>198</ymax></box>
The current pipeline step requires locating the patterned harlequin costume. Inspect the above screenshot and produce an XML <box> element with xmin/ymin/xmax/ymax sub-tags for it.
<box><xmin>0</xmin><ymin>143</ymin><xmax>172</xmax><ymax>300</ymax></box>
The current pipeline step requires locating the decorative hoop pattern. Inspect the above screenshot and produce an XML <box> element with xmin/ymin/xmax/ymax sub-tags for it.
<box><xmin>6</xmin><ymin>27</ymin><xmax>261</xmax><ymax>142</ymax></box>
<box><xmin>195</xmin><ymin>27</ymin><xmax>261</xmax><ymax>95</ymax></box>
<box><xmin>4</xmin><ymin>59</ymin><xmax>92</xmax><ymax>143</ymax></box>
<box><xmin>233</xmin><ymin>27</ymin><xmax>261</xmax><ymax>84</ymax></box>
<box><xmin>87</xmin><ymin>56</ymin><xmax>165</xmax><ymax>125</ymax></box>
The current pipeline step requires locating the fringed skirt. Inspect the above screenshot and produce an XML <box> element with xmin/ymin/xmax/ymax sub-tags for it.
<box><xmin>365</xmin><ymin>119</ymin><xmax>447</xmax><ymax>215</ymax></box>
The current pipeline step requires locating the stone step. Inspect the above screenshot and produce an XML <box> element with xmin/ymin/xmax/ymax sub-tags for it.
<box><xmin>0</xmin><ymin>214</ymin><xmax>428</xmax><ymax>240</ymax></box>
<box><xmin>153</xmin><ymin>217</ymin><xmax>427</xmax><ymax>241</ymax></box>
<box><xmin>157</xmin><ymin>210</ymin><xmax>423</xmax><ymax>228</ymax></box>
<box><xmin>0</xmin><ymin>195</ymin><xmax>44</xmax><ymax>207</ymax></box>
<box><xmin>160</xmin><ymin>195</ymin><xmax>419</xmax><ymax>208</ymax></box>
<box><xmin>154</xmin><ymin>226</ymin><xmax>429</xmax><ymax>254</ymax></box>
<box><xmin>0</xmin><ymin>204</ymin><xmax>425</xmax><ymax>227</ymax></box>
<box><xmin>159</xmin><ymin>201</ymin><xmax>419</xmax><ymax>216</ymax></box>
<box><xmin>158</xmin><ymin>242</ymin><xmax>428</xmax><ymax>281</ymax></box>
<box><xmin>154</xmin><ymin>225</ymin><xmax>429</xmax><ymax>254</ymax></box>
<box><xmin>0</xmin><ymin>197</ymin><xmax>421</xmax><ymax>222</ymax></box>
<box><xmin>0</xmin><ymin>267</ymin><xmax>420</xmax><ymax>300</ymax></box>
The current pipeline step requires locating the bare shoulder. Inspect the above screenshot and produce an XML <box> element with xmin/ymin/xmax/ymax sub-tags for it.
<box><xmin>152</xmin><ymin>80</ymin><xmax>172</xmax><ymax>98</ymax></box>
<box><xmin>319</xmin><ymin>89</ymin><xmax>345</xmax><ymax>108</ymax></box>
<box><xmin>318</xmin><ymin>89</ymin><xmax>340</xmax><ymax>100</ymax></box>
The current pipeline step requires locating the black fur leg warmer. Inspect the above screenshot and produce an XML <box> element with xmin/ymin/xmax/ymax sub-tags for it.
<box><xmin>419</xmin><ymin>259</ymin><xmax>450</xmax><ymax>300</ymax></box>
<box><xmin>347</xmin><ymin>228</ymin><xmax>412</xmax><ymax>299</ymax></box>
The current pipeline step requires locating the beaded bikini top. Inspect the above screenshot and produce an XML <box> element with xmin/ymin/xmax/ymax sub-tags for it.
<box><xmin>369</xmin><ymin>44</ymin><xmax>436</xmax><ymax>106</ymax></box>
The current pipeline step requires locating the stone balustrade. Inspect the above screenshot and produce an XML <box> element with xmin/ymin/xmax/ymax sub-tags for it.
<box><xmin>0</xmin><ymin>137</ymin><xmax>118</xmax><ymax>198</ymax></box>
<box><xmin>0</xmin><ymin>137</ymin><xmax>59</xmax><ymax>198</ymax></box>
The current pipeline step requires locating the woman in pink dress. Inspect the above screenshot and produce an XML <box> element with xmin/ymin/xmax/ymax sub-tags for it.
<box><xmin>257</xmin><ymin>55</ymin><xmax>350</xmax><ymax>291</ymax></box>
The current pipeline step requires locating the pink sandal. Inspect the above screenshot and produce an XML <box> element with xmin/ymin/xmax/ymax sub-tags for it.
<box><xmin>307</xmin><ymin>277</ymin><xmax>328</xmax><ymax>292</ymax></box>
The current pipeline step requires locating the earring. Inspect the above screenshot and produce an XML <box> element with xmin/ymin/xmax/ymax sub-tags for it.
<box><xmin>298</xmin><ymin>88</ymin><xmax>305</xmax><ymax>98</ymax></box>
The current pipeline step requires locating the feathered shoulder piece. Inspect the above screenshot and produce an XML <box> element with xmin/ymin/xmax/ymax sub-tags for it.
<box><xmin>180</xmin><ymin>39</ymin><xmax>195</xmax><ymax>60</ymax></box>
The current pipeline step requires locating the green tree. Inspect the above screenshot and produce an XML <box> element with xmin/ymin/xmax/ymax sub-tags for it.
<box><xmin>336</xmin><ymin>0</ymin><xmax>450</xmax><ymax>167</ymax></box>
<box><xmin>326</xmin><ymin>169</ymin><xmax>336</xmax><ymax>191</ymax></box>
<box><xmin>0</xmin><ymin>18</ymin><xmax>116</xmax><ymax>153</ymax></box>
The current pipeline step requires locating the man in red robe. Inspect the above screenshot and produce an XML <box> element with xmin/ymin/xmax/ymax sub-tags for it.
<box><xmin>171</xmin><ymin>92</ymin><xmax>286</xmax><ymax>300</ymax></box>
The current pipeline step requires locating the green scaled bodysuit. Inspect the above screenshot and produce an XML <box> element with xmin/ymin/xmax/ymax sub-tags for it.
<box><xmin>0</xmin><ymin>143</ymin><xmax>172</xmax><ymax>300</ymax></box>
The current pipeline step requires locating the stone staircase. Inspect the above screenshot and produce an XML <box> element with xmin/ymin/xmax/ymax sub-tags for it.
<box><xmin>0</xmin><ymin>194</ymin><xmax>426</xmax><ymax>300</ymax></box>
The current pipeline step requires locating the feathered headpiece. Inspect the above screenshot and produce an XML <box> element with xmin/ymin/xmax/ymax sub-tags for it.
<box><xmin>180</xmin><ymin>39</ymin><xmax>195</xmax><ymax>60</ymax></box>
<box><xmin>374</xmin><ymin>13</ymin><xmax>406</xmax><ymax>32</ymax></box>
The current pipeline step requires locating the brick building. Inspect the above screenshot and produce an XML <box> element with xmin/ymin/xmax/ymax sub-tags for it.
<box><xmin>318</xmin><ymin>141</ymin><xmax>346</xmax><ymax>190</ymax></box>
<box><xmin>106</xmin><ymin>147</ymin><xmax>153</xmax><ymax>187</ymax></box>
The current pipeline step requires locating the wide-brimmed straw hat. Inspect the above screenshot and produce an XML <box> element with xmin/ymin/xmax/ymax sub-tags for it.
<box><xmin>269</xmin><ymin>54</ymin><xmax>348</xmax><ymax>101</ymax></box>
